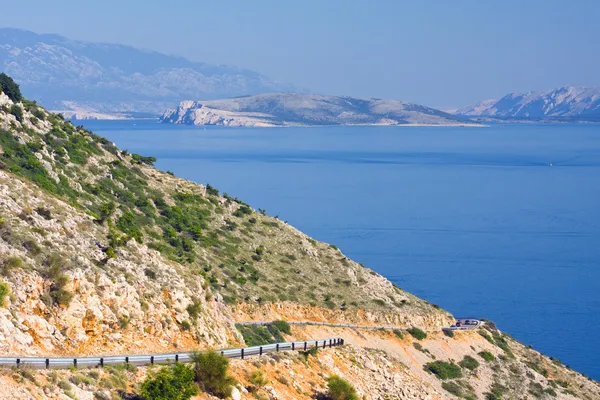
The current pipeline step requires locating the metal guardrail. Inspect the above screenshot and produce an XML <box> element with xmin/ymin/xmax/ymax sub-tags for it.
<box><xmin>0</xmin><ymin>338</ymin><xmax>344</xmax><ymax>370</ymax></box>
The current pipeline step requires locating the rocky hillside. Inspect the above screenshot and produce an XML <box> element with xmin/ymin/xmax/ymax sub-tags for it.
<box><xmin>457</xmin><ymin>86</ymin><xmax>600</xmax><ymax>122</ymax></box>
<box><xmin>1</xmin><ymin>76</ymin><xmax>599</xmax><ymax>399</ymax></box>
<box><xmin>161</xmin><ymin>93</ymin><xmax>477</xmax><ymax>127</ymax></box>
<box><xmin>0</xmin><ymin>28</ymin><xmax>295</xmax><ymax>117</ymax></box>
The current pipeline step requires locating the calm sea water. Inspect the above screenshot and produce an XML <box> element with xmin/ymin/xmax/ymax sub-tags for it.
<box><xmin>80</xmin><ymin>120</ymin><xmax>600</xmax><ymax>380</ymax></box>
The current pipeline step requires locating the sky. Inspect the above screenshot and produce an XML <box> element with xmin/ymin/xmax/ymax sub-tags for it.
<box><xmin>1</xmin><ymin>0</ymin><xmax>599</xmax><ymax>108</ymax></box>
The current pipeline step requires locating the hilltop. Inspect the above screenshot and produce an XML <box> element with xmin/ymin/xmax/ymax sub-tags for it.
<box><xmin>0</xmin><ymin>75</ymin><xmax>598</xmax><ymax>399</ymax></box>
<box><xmin>0</xmin><ymin>28</ymin><xmax>295</xmax><ymax>117</ymax></box>
<box><xmin>161</xmin><ymin>93</ymin><xmax>476</xmax><ymax>127</ymax></box>
<box><xmin>457</xmin><ymin>86</ymin><xmax>600</xmax><ymax>122</ymax></box>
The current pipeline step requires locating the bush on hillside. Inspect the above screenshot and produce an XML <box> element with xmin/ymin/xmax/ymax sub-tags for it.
<box><xmin>424</xmin><ymin>361</ymin><xmax>462</xmax><ymax>380</ymax></box>
<box><xmin>478</xmin><ymin>351</ymin><xmax>495</xmax><ymax>361</ymax></box>
<box><xmin>190</xmin><ymin>350</ymin><xmax>236</xmax><ymax>397</ymax></box>
<box><xmin>459</xmin><ymin>355</ymin><xmax>480</xmax><ymax>371</ymax></box>
<box><xmin>271</xmin><ymin>320</ymin><xmax>291</xmax><ymax>335</ymax></box>
<box><xmin>325</xmin><ymin>375</ymin><xmax>359</xmax><ymax>400</ymax></box>
<box><xmin>140</xmin><ymin>362</ymin><xmax>198</xmax><ymax>400</ymax></box>
<box><xmin>0</xmin><ymin>281</ymin><xmax>10</xmax><ymax>307</ymax></box>
<box><xmin>10</xmin><ymin>104</ymin><xmax>23</xmax><ymax>122</ymax></box>
<box><xmin>407</xmin><ymin>327</ymin><xmax>427</xmax><ymax>340</ymax></box>
<box><xmin>0</xmin><ymin>73</ymin><xmax>22</xmax><ymax>103</ymax></box>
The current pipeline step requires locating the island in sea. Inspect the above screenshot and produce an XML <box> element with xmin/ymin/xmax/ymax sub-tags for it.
<box><xmin>160</xmin><ymin>93</ymin><xmax>478</xmax><ymax>127</ymax></box>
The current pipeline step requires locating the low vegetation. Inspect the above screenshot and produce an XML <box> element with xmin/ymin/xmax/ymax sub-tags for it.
<box><xmin>140</xmin><ymin>363</ymin><xmax>198</xmax><ymax>400</ymax></box>
<box><xmin>423</xmin><ymin>361</ymin><xmax>462</xmax><ymax>380</ymax></box>
<box><xmin>190</xmin><ymin>350</ymin><xmax>236</xmax><ymax>398</ymax></box>
<box><xmin>407</xmin><ymin>327</ymin><xmax>427</xmax><ymax>340</ymax></box>
<box><xmin>478</xmin><ymin>351</ymin><xmax>495</xmax><ymax>361</ymax></box>
<box><xmin>459</xmin><ymin>355</ymin><xmax>480</xmax><ymax>371</ymax></box>
<box><xmin>325</xmin><ymin>375</ymin><xmax>359</xmax><ymax>400</ymax></box>
<box><xmin>236</xmin><ymin>323</ymin><xmax>287</xmax><ymax>346</ymax></box>
<box><xmin>0</xmin><ymin>281</ymin><xmax>10</xmax><ymax>307</ymax></box>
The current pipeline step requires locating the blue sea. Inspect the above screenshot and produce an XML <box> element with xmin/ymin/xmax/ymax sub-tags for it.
<box><xmin>80</xmin><ymin>120</ymin><xmax>600</xmax><ymax>380</ymax></box>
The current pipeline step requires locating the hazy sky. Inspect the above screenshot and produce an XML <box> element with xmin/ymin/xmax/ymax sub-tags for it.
<box><xmin>2</xmin><ymin>0</ymin><xmax>599</xmax><ymax>108</ymax></box>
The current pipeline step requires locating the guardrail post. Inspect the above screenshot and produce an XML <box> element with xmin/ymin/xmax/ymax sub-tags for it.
<box><xmin>175</xmin><ymin>354</ymin><xmax>179</xmax><ymax>362</ymax></box>
<box><xmin>100</xmin><ymin>358</ymin><xmax>104</xmax><ymax>368</ymax></box>
<box><xmin>125</xmin><ymin>356</ymin><xmax>129</xmax><ymax>364</ymax></box>
<box><xmin>259</xmin><ymin>346</ymin><xmax>263</xmax><ymax>355</ymax></box>
<box><xmin>241</xmin><ymin>348</ymin><xmax>244</xmax><ymax>359</ymax></box>
<box><xmin>221</xmin><ymin>351</ymin><xmax>224</xmax><ymax>356</ymax></box>
<box><xmin>16</xmin><ymin>358</ymin><xmax>20</xmax><ymax>368</ymax></box>
<box><xmin>276</xmin><ymin>344</ymin><xmax>279</xmax><ymax>352</ymax></box>
<box><xmin>45</xmin><ymin>358</ymin><xmax>49</xmax><ymax>369</ymax></box>
<box><xmin>329</xmin><ymin>339</ymin><xmax>332</xmax><ymax>348</ymax></box>
<box><xmin>304</xmin><ymin>342</ymin><xmax>307</xmax><ymax>351</ymax></box>
<box><xmin>323</xmin><ymin>340</ymin><xmax>326</xmax><ymax>349</ymax></box>
<box><xmin>292</xmin><ymin>342</ymin><xmax>295</xmax><ymax>351</ymax></box>
<box><xmin>150</xmin><ymin>356</ymin><xmax>154</xmax><ymax>365</ymax></box>
<box><xmin>73</xmin><ymin>358</ymin><xmax>77</xmax><ymax>368</ymax></box>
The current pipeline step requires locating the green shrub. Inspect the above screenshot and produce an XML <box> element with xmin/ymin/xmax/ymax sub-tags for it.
<box><xmin>424</xmin><ymin>361</ymin><xmax>462</xmax><ymax>380</ymax></box>
<box><xmin>0</xmin><ymin>281</ymin><xmax>10</xmax><ymax>307</ymax></box>
<box><xmin>2</xmin><ymin>256</ymin><xmax>24</xmax><ymax>274</ymax></box>
<box><xmin>237</xmin><ymin>324</ymin><xmax>284</xmax><ymax>346</ymax></box>
<box><xmin>443</xmin><ymin>329</ymin><xmax>454</xmax><ymax>338</ymax></box>
<box><xmin>190</xmin><ymin>350</ymin><xmax>236</xmax><ymax>398</ymax></box>
<box><xmin>271</xmin><ymin>320</ymin><xmax>291</xmax><ymax>335</ymax></box>
<box><xmin>116</xmin><ymin>211</ymin><xmax>142</xmax><ymax>242</ymax></box>
<box><xmin>179</xmin><ymin>320</ymin><xmax>191</xmax><ymax>331</ymax></box>
<box><xmin>9</xmin><ymin>104</ymin><xmax>23</xmax><ymax>122</ymax></box>
<box><xmin>485</xmin><ymin>382</ymin><xmax>507</xmax><ymax>400</ymax></box>
<box><xmin>478</xmin><ymin>351</ymin><xmax>495</xmax><ymax>361</ymax></box>
<box><xmin>249</xmin><ymin>369</ymin><xmax>268</xmax><ymax>388</ymax></box>
<box><xmin>186</xmin><ymin>299</ymin><xmax>202</xmax><ymax>320</ymax></box>
<box><xmin>459</xmin><ymin>355</ymin><xmax>480</xmax><ymax>371</ymax></box>
<box><xmin>0</xmin><ymin>73</ymin><xmax>22</xmax><ymax>103</ymax></box>
<box><xmin>407</xmin><ymin>327</ymin><xmax>427</xmax><ymax>340</ymax></box>
<box><xmin>326</xmin><ymin>375</ymin><xmax>358</xmax><ymax>400</ymax></box>
<box><xmin>393</xmin><ymin>329</ymin><xmax>404</xmax><ymax>339</ymax></box>
<box><xmin>205</xmin><ymin>184</ymin><xmax>219</xmax><ymax>196</ymax></box>
<box><xmin>131</xmin><ymin>153</ymin><xmax>156</xmax><ymax>166</ymax></box>
<box><xmin>140</xmin><ymin>363</ymin><xmax>199</xmax><ymax>400</ymax></box>
<box><xmin>442</xmin><ymin>381</ymin><xmax>463</xmax><ymax>397</ymax></box>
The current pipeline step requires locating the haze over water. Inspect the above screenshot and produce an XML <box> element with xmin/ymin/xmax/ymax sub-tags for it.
<box><xmin>82</xmin><ymin>120</ymin><xmax>600</xmax><ymax>380</ymax></box>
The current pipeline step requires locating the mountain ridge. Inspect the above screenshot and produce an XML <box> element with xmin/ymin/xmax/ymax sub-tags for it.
<box><xmin>457</xmin><ymin>85</ymin><xmax>600</xmax><ymax>121</ymax></box>
<box><xmin>0</xmin><ymin>27</ymin><xmax>296</xmax><ymax>116</ymax></box>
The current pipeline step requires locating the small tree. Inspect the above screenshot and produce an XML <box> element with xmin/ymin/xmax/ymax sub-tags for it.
<box><xmin>326</xmin><ymin>375</ymin><xmax>358</xmax><ymax>400</ymax></box>
<box><xmin>0</xmin><ymin>73</ymin><xmax>22</xmax><ymax>103</ymax></box>
<box><xmin>10</xmin><ymin>104</ymin><xmax>23</xmax><ymax>123</ymax></box>
<box><xmin>0</xmin><ymin>281</ymin><xmax>10</xmax><ymax>307</ymax></box>
<box><xmin>190</xmin><ymin>350</ymin><xmax>236</xmax><ymax>397</ymax></box>
<box><xmin>140</xmin><ymin>363</ymin><xmax>199</xmax><ymax>400</ymax></box>
<box><xmin>407</xmin><ymin>327</ymin><xmax>427</xmax><ymax>340</ymax></box>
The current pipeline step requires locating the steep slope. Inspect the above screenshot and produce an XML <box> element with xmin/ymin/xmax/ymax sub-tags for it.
<box><xmin>161</xmin><ymin>93</ymin><xmax>477</xmax><ymax>127</ymax></box>
<box><xmin>457</xmin><ymin>86</ymin><xmax>600</xmax><ymax>121</ymax></box>
<box><xmin>0</xmin><ymin>28</ymin><xmax>295</xmax><ymax>117</ymax></box>
<box><xmin>0</xmin><ymin>76</ymin><xmax>449</xmax><ymax>356</ymax></box>
<box><xmin>1</xmin><ymin>77</ymin><xmax>599</xmax><ymax>399</ymax></box>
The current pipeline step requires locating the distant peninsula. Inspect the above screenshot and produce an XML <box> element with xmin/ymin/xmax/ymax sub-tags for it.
<box><xmin>160</xmin><ymin>93</ymin><xmax>478</xmax><ymax>127</ymax></box>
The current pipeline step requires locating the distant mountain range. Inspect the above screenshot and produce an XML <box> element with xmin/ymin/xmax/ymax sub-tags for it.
<box><xmin>457</xmin><ymin>86</ymin><xmax>600</xmax><ymax>122</ymax></box>
<box><xmin>0</xmin><ymin>28</ymin><xmax>295</xmax><ymax>117</ymax></box>
<box><xmin>161</xmin><ymin>93</ymin><xmax>476</xmax><ymax>127</ymax></box>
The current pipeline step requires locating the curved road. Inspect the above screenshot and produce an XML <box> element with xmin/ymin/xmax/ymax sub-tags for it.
<box><xmin>0</xmin><ymin>338</ymin><xmax>343</xmax><ymax>370</ymax></box>
<box><xmin>240</xmin><ymin>320</ymin><xmax>482</xmax><ymax>331</ymax></box>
